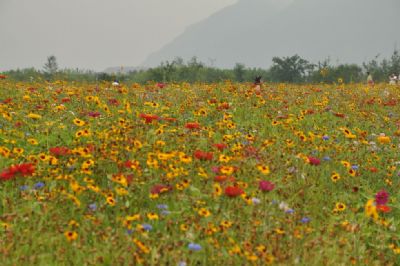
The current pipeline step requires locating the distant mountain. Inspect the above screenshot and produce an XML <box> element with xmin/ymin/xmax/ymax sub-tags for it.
<box><xmin>142</xmin><ymin>0</ymin><xmax>400</xmax><ymax>68</ymax></box>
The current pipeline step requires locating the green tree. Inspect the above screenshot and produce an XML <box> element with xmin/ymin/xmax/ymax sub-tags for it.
<box><xmin>233</xmin><ymin>63</ymin><xmax>246</xmax><ymax>82</ymax></box>
<box><xmin>270</xmin><ymin>55</ymin><xmax>314</xmax><ymax>83</ymax></box>
<box><xmin>43</xmin><ymin>55</ymin><xmax>58</xmax><ymax>76</ymax></box>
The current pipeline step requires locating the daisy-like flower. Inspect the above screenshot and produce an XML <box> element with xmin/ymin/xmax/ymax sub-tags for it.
<box><xmin>64</xmin><ymin>231</ymin><xmax>78</xmax><ymax>241</ymax></box>
<box><xmin>257</xmin><ymin>165</ymin><xmax>270</xmax><ymax>175</ymax></box>
<box><xmin>73</xmin><ymin>118</ymin><xmax>86</xmax><ymax>126</ymax></box>
<box><xmin>198</xmin><ymin>208</ymin><xmax>211</xmax><ymax>217</ymax></box>
<box><xmin>334</xmin><ymin>202</ymin><xmax>346</xmax><ymax>212</ymax></box>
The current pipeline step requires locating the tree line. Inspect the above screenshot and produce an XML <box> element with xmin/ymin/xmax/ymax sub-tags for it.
<box><xmin>3</xmin><ymin>50</ymin><xmax>400</xmax><ymax>84</ymax></box>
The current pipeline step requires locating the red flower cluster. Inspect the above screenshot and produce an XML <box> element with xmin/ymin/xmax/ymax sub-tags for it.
<box><xmin>194</xmin><ymin>150</ymin><xmax>213</xmax><ymax>161</ymax></box>
<box><xmin>1</xmin><ymin>163</ymin><xmax>35</xmax><ymax>181</ymax></box>
<box><xmin>224</xmin><ymin>186</ymin><xmax>244</xmax><ymax>197</ymax></box>
<box><xmin>140</xmin><ymin>113</ymin><xmax>160</xmax><ymax>124</ymax></box>
<box><xmin>185</xmin><ymin>122</ymin><xmax>200</xmax><ymax>129</ymax></box>
<box><xmin>0</xmin><ymin>74</ymin><xmax>7</xmax><ymax>79</ymax></box>
<box><xmin>49</xmin><ymin>146</ymin><xmax>71</xmax><ymax>156</ymax></box>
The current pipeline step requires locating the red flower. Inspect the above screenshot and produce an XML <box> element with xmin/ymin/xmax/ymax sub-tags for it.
<box><xmin>224</xmin><ymin>186</ymin><xmax>244</xmax><ymax>197</ymax></box>
<box><xmin>369</xmin><ymin>167</ymin><xmax>378</xmax><ymax>173</ymax></box>
<box><xmin>217</xmin><ymin>102</ymin><xmax>230</xmax><ymax>110</ymax></box>
<box><xmin>140</xmin><ymin>113</ymin><xmax>160</xmax><ymax>124</ymax></box>
<box><xmin>88</xmin><ymin>111</ymin><xmax>101</xmax><ymax>118</ymax></box>
<box><xmin>156</xmin><ymin>82</ymin><xmax>166</xmax><ymax>89</ymax></box>
<box><xmin>50</xmin><ymin>146</ymin><xmax>71</xmax><ymax>156</ymax></box>
<box><xmin>150</xmin><ymin>184</ymin><xmax>172</xmax><ymax>195</ymax></box>
<box><xmin>212</xmin><ymin>143</ymin><xmax>227</xmax><ymax>151</ymax></box>
<box><xmin>61</xmin><ymin>98</ymin><xmax>71</xmax><ymax>103</ymax></box>
<box><xmin>0</xmin><ymin>163</ymin><xmax>35</xmax><ymax>181</ymax></box>
<box><xmin>377</xmin><ymin>205</ymin><xmax>391</xmax><ymax>213</ymax></box>
<box><xmin>375</xmin><ymin>189</ymin><xmax>389</xmax><ymax>206</ymax></box>
<box><xmin>214</xmin><ymin>175</ymin><xmax>235</xmax><ymax>183</ymax></box>
<box><xmin>308</xmin><ymin>157</ymin><xmax>321</xmax><ymax>166</ymax></box>
<box><xmin>17</xmin><ymin>163</ymin><xmax>35</xmax><ymax>177</ymax></box>
<box><xmin>194</xmin><ymin>150</ymin><xmax>213</xmax><ymax>161</ymax></box>
<box><xmin>334</xmin><ymin>113</ymin><xmax>345</xmax><ymax>118</ymax></box>
<box><xmin>0</xmin><ymin>74</ymin><xmax>6</xmax><ymax>79</ymax></box>
<box><xmin>108</xmin><ymin>98</ymin><xmax>120</xmax><ymax>106</ymax></box>
<box><xmin>185</xmin><ymin>122</ymin><xmax>200</xmax><ymax>129</ymax></box>
<box><xmin>2</xmin><ymin>98</ymin><xmax>12</xmax><ymax>104</ymax></box>
<box><xmin>259</xmin><ymin>180</ymin><xmax>275</xmax><ymax>192</ymax></box>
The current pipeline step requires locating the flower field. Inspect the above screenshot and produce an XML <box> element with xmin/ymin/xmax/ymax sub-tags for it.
<box><xmin>0</xmin><ymin>79</ymin><xmax>399</xmax><ymax>265</ymax></box>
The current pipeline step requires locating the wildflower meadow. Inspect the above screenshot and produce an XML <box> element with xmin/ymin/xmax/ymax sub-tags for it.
<box><xmin>0</xmin><ymin>77</ymin><xmax>399</xmax><ymax>265</ymax></box>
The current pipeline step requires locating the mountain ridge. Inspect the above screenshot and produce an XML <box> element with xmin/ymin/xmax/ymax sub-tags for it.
<box><xmin>142</xmin><ymin>0</ymin><xmax>400</xmax><ymax>68</ymax></box>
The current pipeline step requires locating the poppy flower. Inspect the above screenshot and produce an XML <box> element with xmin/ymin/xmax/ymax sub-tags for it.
<box><xmin>185</xmin><ymin>122</ymin><xmax>200</xmax><ymax>129</ymax></box>
<box><xmin>0</xmin><ymin>75</ymin><xmax>6</xmax><ymax>79</ymax></box>
<box><xmin>376</xmin><ymin>205</ymin><xmax>391</xmax><ymax>213</ymax></box>
<box><xmin>308</xmin><ymin>157</ymin><xmax>320</xmax><ymax>166</ymax></box>
<box><xmin>259</xmin><ymin>180</ymin><xmax>275</xmax><ymax>192</ymax></box>
<box><xmin>194</xmin><ymin>150</ymin><xmax>213</xmax><ymax>161</ymax></box>
<box><xmin>224</xmin><ymin>186</ymin><xmax>244</xmax><ymax>197</ymax></box>
<box><xmin>139</xmin><ymin>113</ymin><xmax>160</xmax><ymax>124</ymax></box>
<box><xmin>156</xmin><ymin>82</ymin><xmax>166</xmax><ymax>89</ymax></box>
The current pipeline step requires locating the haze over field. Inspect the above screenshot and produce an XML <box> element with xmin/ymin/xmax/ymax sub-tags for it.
<box><xmin>0</xmin><ymin>0</ymin><xmax>235</xmax><ymax>71</ymax></box>
<box><xmin>1</xmin><ymin>0</ymin><xmax>399</xmax><ymax>71</ymax></box>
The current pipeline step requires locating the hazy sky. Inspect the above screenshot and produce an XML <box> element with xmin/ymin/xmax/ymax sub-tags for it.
<box><xmin>0</xmin><ymin>0</ymin><xmax>236</xmax><ymax>71</ymax></box>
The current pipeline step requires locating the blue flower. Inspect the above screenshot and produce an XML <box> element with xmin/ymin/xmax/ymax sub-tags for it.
<box><xmin>178</xmin><ymin>262</ymin><xmax>187</xmax><ymax>266</ymax></box>
<box><xmin>301</xmin><ymin>217</ymin><xmax>310</xmax><ymax>223</ymax></box>
<box><xmin>252</xmin><ymin>197</ymin><xmax>261</xmax><ymax>204</ymax></box>
<box><xmin>351</xmin><ymin>165</ymin><xmax>359</xmax><ymax>170</ymax></box>
<box><xmin>19</xmin><ymin>185</ymin><xmax>29</xmax><ymax>191</ymax></box>
<box><xmin>285</xmin><ymin>208</ymin><xmax>295</xmax><ymax>214</ymax></box>
<box><xmin>142</xmin><ymin>224</ymin><xmax>152</xmax><ymax>231</ymax></box>
<box><xmin>322</xmin><ymin>135</ymin><xmax>329</xmax><ymax>140</ymax></box>
<box><xmin>88</xmin><ymin>203</ymin><xmax>97</xmax><ymax>211</ymax></box>
<box><xmin>157</xmin><ymin>204</ymin><xmax>168</xmax><ymax>210</ymax></box>
<box><xmin>34</xmin><ymin>182</ymin><xmax>45</xmax><ymax>190</ymax></box>
<box><xmin>188</xmin><ymin>243</ymin><xmax>202</xmax><ymax>251</ymax></box>
<box><xmin>323</xmin><ymin>156</ymin><xmax>331</xmax><ymax>161</ymax></box>
<box><xmin>161</xmin><ymin>210</ymin><xmax>171</xmax><ymax>216</ymax></box>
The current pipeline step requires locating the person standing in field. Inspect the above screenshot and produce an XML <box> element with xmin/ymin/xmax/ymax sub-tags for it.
<box><xmin>254</xmin><ymin>76</ymin><xmax>262</xmax><ymax>95</ymax></box>
<box><xmin>367</xmin><ymin>72</ymin><xmax>374</xmax><ymax>86</ymax></box>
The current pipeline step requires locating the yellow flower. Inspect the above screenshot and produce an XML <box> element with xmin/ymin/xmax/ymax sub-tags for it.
<box><xmin>334</xmin><ymin>202</ymin><xmax>346</xmax><ymax>212</ymax></box>
<box><xmin>73</xmin><ymin>118</ymin><xmax>86</xmax><ymax>126</ymax></box>
<box><xmin>147</xmin><ymin>212</ymin><xmax>159</xmax><ymax>220</ymax></box>
<box><xmin>331</xmin><ymin>172</ymin><xmax>341</xmax><ymax>182</ymax></box>
<box><xmin>26</xmin><ymin>113</ymin><xmax>42</xmax><ymax>119</ymax></box>
<box><xmin>106</xmin><ymin>196</ymin><xmax>116</xmax><ymax>206</ymax></box>
<box><xmin>257</xmin><ymin>165</ymin><xmax>270</xmax><ymax>175</ymax></box>
<box><xmin>365</xmin><ymin>199</ymin><xmax>378</xmax><ymax>220</ymax></box>
<box><xmin>27</xmin><ymin>138</ymin><xmax>38</xmax><ymax>145</ymax></box>
<box><xmin>213</xmin><ymin>183</ymin><xmax>222</xmax><ymax>197</ymax></box>
<box><xmin>377</xmin><ymin>135</ymin><xmax>391</xmax><ymax>144</ymax></box>
<box><xmin>198</xmin><ymin>208</ymin><xmax>211</xmax><ymax>217</ymax></box>
<box><xmin>64</xmin><ymin>231</ymin><xmax>78</xmax><ymax>241</ymax></box>
<box><xmin>115</xmin><ymin>187</ymin><xmax>128</xmax><ymax>196</ymax></box>
<box><xmin>180</xmin><ymin>224</ymin><xmax>189</xmax><ymax>231</ymax></box>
